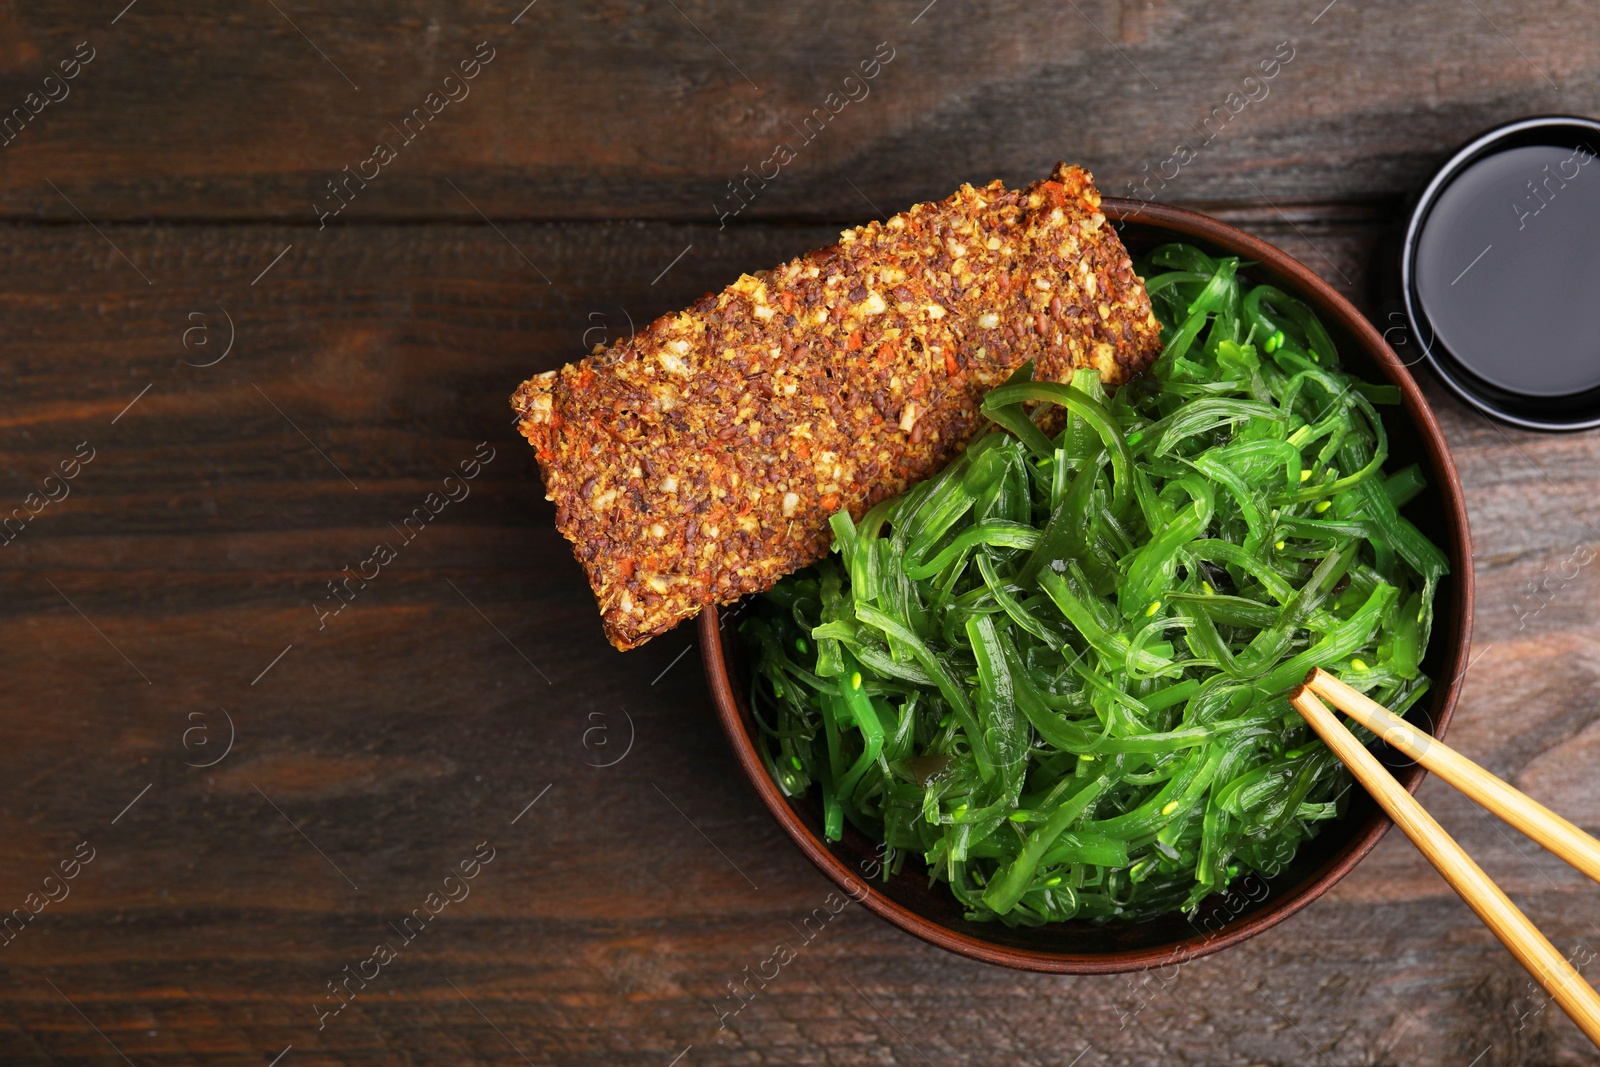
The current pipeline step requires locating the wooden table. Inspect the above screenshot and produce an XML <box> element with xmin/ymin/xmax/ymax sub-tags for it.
<box><xmin>3</xmin><ymin>2</ymin><xmax>1598</xmax><ymax>1064</ymax></box>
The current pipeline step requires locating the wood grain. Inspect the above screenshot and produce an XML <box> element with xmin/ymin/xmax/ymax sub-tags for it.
<box><xmin>0</xmin><ymin>217</ymin><xmax>1597</xmax><ymax>1066</ymax></box>
<box><xmin>0</xmin><ymin>1</ymin><xmax>1597</xmax><ymax>222</ymax></box>
<box><xmin>2</xmin><ymin>2</ymin><xmax>1600</xmax><ymax>1061</ymax></box>
<box><xmin>1289</xmin><ymin>686</ymin><xmax>1600</xmax><ymax>1047</ymax></box>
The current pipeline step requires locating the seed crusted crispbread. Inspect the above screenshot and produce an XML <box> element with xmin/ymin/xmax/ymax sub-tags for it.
<box><xmin>512</xmin><ymin>163</ymin><xmax>1163</xmax><ymax>649</ymax></box>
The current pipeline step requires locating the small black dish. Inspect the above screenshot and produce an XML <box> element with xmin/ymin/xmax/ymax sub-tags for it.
<box><xmin>1401</xmin><ymin>115</ymin><xmax>1600</xmax><ymax>431</ymax></box>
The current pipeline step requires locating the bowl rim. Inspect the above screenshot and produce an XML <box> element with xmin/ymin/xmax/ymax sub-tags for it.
<box><xmin>698</xmin><ymin>197</ymin><xmax>1476</xmax><ymax>974</ymax></box>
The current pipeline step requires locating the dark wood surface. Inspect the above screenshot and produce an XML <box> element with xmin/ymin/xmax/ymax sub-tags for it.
<box><xmin>2</xmin><ymin>3</ymin><xmax>1599</xmax><ymax>1065</ymax></box>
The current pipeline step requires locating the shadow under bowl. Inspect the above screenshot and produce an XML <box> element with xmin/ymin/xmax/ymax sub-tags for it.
<box><xmin>699</xmin><ymin>199</ymin><xmax>1475</xmax><ymax>973</ymax></box>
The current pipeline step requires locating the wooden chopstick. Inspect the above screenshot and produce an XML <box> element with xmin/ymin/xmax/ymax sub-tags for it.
<box><xmin>1288</xmin><ymin>684</ymin><xmax>1600</xmax><ymax>1047</ymax></box>
<box><xmin>1305</xmin><ymin>667</ymin><xmax>1600</xmax><ymax>886</ymax></box>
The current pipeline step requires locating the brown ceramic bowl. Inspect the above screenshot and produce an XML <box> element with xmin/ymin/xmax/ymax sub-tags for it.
<box><xmin>698</xmin><ymin>199</ymin><xmax>1474</xmax><ymax>973</ymax></box>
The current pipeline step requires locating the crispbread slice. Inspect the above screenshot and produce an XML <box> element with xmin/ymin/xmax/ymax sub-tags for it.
<box><xmin>512</xmin><ymin>163</ymin><xmax>1162</xmax><ymax>649</ymax></box>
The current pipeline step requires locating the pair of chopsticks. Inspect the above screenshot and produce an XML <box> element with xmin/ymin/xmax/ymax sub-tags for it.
<box><xmin>1291</xmin><ymin>668</ymin><xmax>1600</xmax><ymax>1047</ymax></box>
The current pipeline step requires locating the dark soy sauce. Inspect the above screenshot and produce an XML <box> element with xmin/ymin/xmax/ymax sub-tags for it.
<box><xmin>1414</xmin><ymin>143</ymin><xmax>1600</xmax><ymax>397</ymax></box>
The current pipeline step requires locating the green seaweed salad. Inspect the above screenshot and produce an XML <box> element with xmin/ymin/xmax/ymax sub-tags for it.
<box><xmin>742</xmin><ymin>243</ymin><xmax>1448</xmax><ymax>925</ymax></box>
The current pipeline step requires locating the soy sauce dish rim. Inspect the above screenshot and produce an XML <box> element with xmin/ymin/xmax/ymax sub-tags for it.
<box><xmin>1401</xmin><ymin>113</ymin><xmax>1600</xmax><ymax>432</ymax></box>
<box><xmin>700</xmin><ymin>199</ymin><xmax>1475</xmax><ymax>974</ymax></box>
